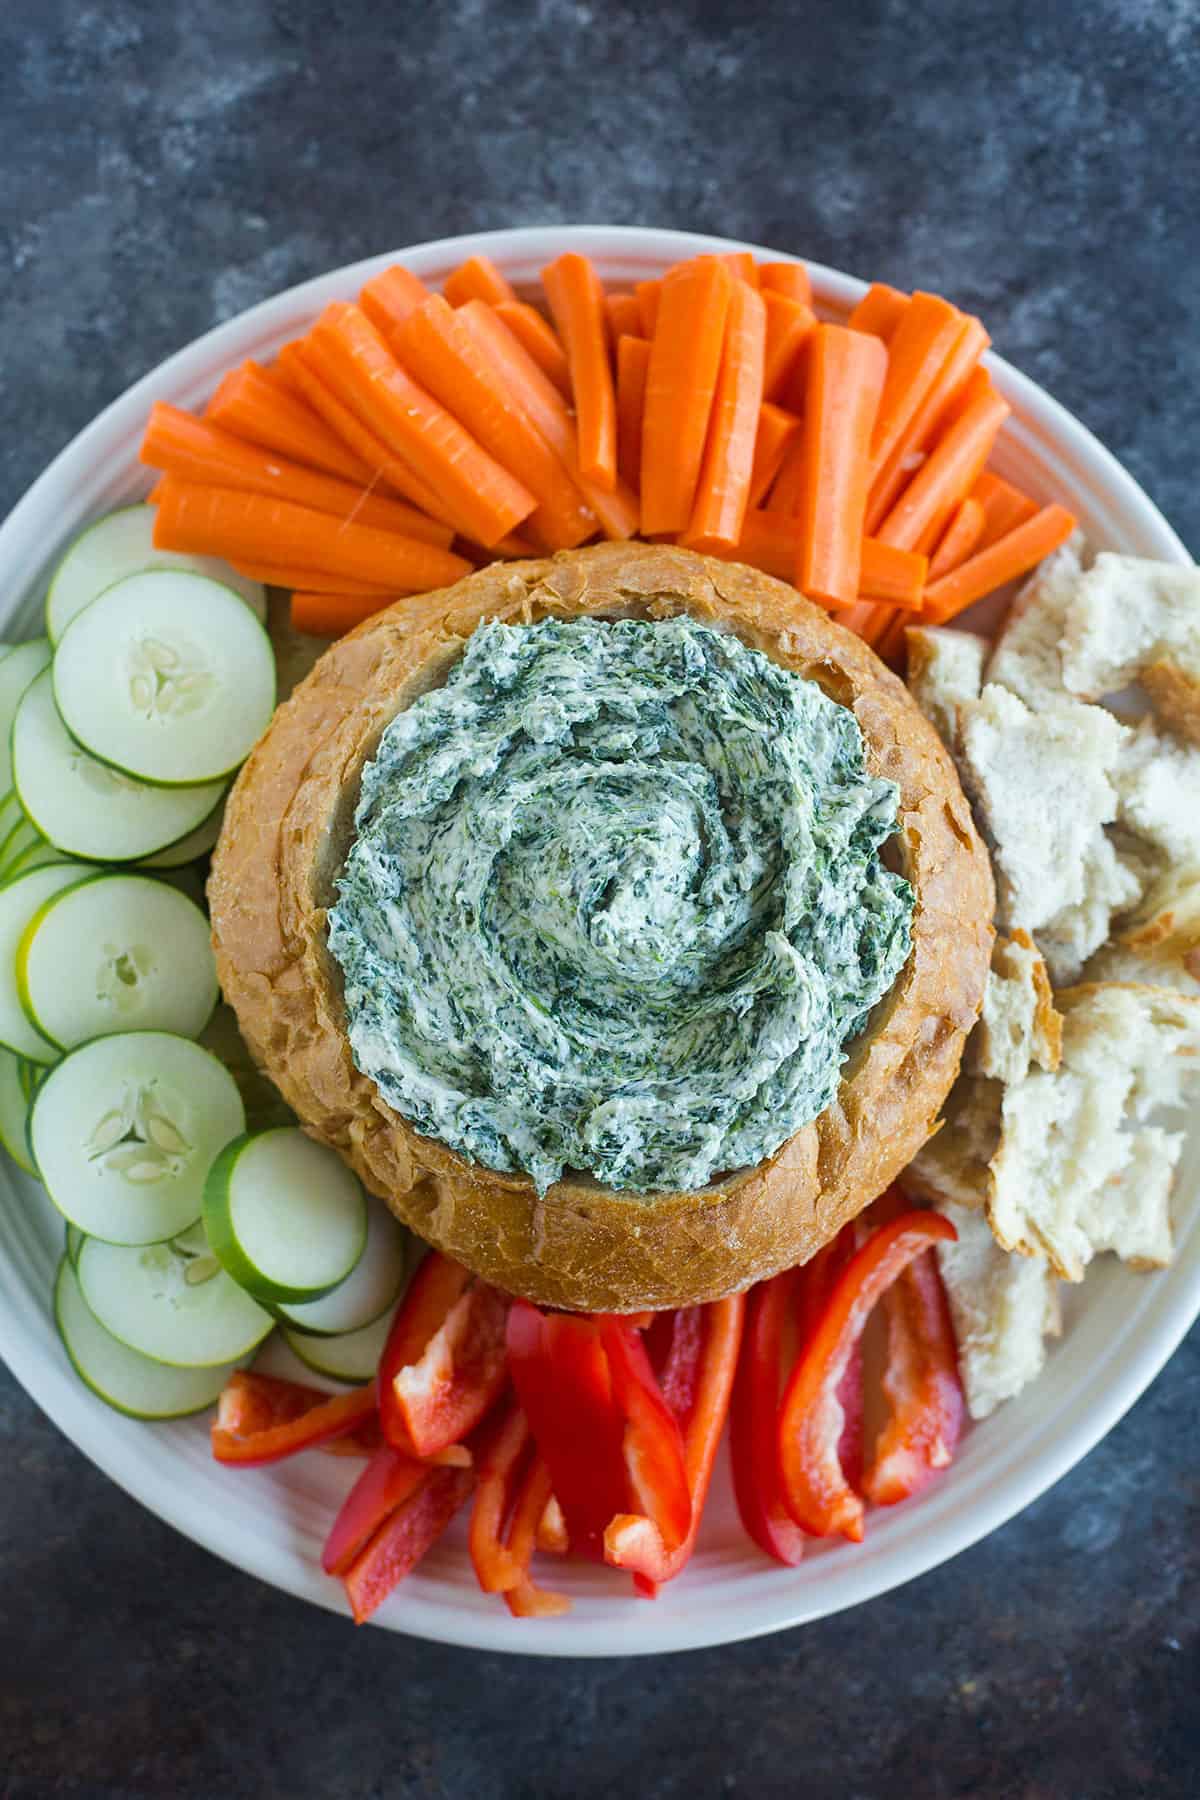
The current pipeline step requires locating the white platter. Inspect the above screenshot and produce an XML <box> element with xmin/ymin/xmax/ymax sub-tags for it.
<box><xmin>0</xmin><ymin>225</ymin><xmax>1194</xmax><ymax>1656</ymax></box>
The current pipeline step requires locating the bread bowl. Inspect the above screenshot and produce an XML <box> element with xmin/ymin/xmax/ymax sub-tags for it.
<box><xmin>210</xmin><ymin>541</ymin><xmax>994</xmax><ymax>1311</ymax></box>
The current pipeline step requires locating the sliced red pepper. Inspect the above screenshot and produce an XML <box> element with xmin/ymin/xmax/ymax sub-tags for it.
<box><xmin>378</xmin><ymin>1251</ymin><xmax>510</xmax><ymax>1459</ymax></box>
<box><xmin>536</xmin><ymin>1494</ymin><xmax>568</xmax><ymax>1555</ymax></box>
<box><xmin>318</xmin><ymin>1413</ymin><xmax>386</xmax><ymax>1459</ymax></box>
<box><xmin>795</xmin><ymin>1226</ymin><xmax>866</xmax><ymax>1492</ymax></box>
<box><xmin>321</xmin><ymin>1443</ymin><xmax>429</xmax><ymax>1575</ymax></box>
<box><xmin>502</xmin><ymin>1450</ymin><xmax>570</xmax><ymax>1618</ymax></box>
<box><xmin>341</xmin><ymin>1462</ymin><xmax>475</xmax><ymax>1625</ymax></box>
<box><xmin>778</xmin><ymin>1210</ymin><xmax>958</xmax><ymax>1542</ymax></box>
<box><xmin>730</xmin><ymin>1269</ymin><xmax>809</xmax><ymax>1567</ymax></box>
<box><xmin>210</xmin><ymin>1372</ymin><xmax>378</xmax><ymax>1467</ymax></box>
<box><xmin>468</xmin><ymin>1400</ymin><xmax>533</xmax><ymax>1594</ymax></box>
<box><xmin>597</xmin><ymin>1317</ymin><xmax>692</xmax><ymax>1560</ymax></box>
<box><xmin>605</xmin><ymin>1295</ymin><xmax>745</xmax><ymax>1592</ymax></box>
<box><xmin>505</xmin><ymin>1577</ymin><xmax>572</xmax><ymax>1618</ymax></box>
<box><xmin>861</xmin><ymin>1247</ymin><xmax>965</xmax><ymax>1506</ymax></box>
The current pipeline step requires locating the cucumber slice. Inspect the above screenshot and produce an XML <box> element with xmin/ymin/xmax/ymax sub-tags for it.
<box><xmin>13</xmin><ymin>670</ymin><xmax>228</xmax><ymax>863</ymax></box>
<box><xmin>17</xmin><ymin>873</ymin><xmax>217</xmax><ymax>1050</ymax></box>
<box><xmin>65</xmin><ymin>1223</ymin><xmax>86</xmax><ymax>1267</ymax></box>
<box><xmin>276</xmin><ymin>1197</ymin><xmax>409</xmax><ymax>1336</ymax></box>
<box><xmin>71</xmin><ymin>1239</ymin><xmax>271</xmax><ymax>1374</ymax></box>
<box><xmin>283</xmin><ymin>1305</ymin><xmax>395</xmax><ymax>1384</ymax></box>
<box><xmin>31</xmin><ymin>1030</ymin><xmax>245</xmax><ymax>1245</ymax></box>
<box><xmin>53</xmin><ymin>571</ymin><xmax>276</xmax><ymax>788</ymax></box>
<box><xmin>140</xmin><ymin>801</ymin><xmax>224</xmax><ymax>870</ymax></box>
<box><xmin>0</xmin><ymin>1045</ymin><xmax>37</xmax><ymax>1174</ymax></box>
<box><xmin>204</xmin><ymin>1127</ymin><xmax>367</xmax><ymax>1306</ymax></box>
<box><xmin>45</xmin><ymin>504</ymin><xmax>266</xmax><ymax>644</ymax></box>
<box><xmin>0</xmin><ymin>791</ymin><xmax>22</xmax><ymax>847</ymax></box>
<box><xmin>5</xmin><ymin>839</ymin><xmax>68</xmax><ymax>879</ymax></box>
<box><xmin>0</xmin><ymin>861</ymin><xmax>93</xmax><ymax>1060</ymax></box>
<box><xmin>0</xmin><ymin>818</ymin><xmax>43</xmax><ymax>881</ymax></box>
<box><xmin>0</xmin><ymin>639</ymin><xmax>52</xmax><ymax>794</ymax></box>
<box><xmin>57</xmin><ymin>1257</ymin><xmax>244</xmax><ymax>1416</ymax></box>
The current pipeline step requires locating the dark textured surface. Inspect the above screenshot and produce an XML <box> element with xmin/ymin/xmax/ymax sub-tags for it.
<box><xmin>2</xmin><ymin>1</ymin><xmax>1198</xmax><ymax>1795</ymax></box>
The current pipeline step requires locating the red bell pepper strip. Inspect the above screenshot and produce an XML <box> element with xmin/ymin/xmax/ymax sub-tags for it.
<box><xmin>861</xmin><ymin>1247</ymin><xmax>965</xmax><ymax>1506</ymax></box>
<box><xmin>505</xmin><ymin>1577</ymin><xmax>572</xmax><ymax>1619</ymax></box>
<box><xmin>796</xmin><ymin>1226</ymin><xmax>866</xmax><ymax>1491</ymax></box>
<box><xmin>321</xmin><ymin>1443</ymin><xmax>430</xmax><ymax>1575</ymax></box>
<box><xmin>318</xmin><ymin>1413</ymin><xmax>386</xmax><ymax>1459</ymax></box>
<box><xmin>597</xmin><ymin>1317</ymin><xmax>693</xmax><ymax>1561</ymax></box>
<box><xmin>605</xmin><ymin>1295</ymin><xmax>745</xmax><ymax>1592</ymax></box>
<box><xmin>536</xmin><ymin>1494</ymin><xmax>568</xmax><ymax>1555</ymax></box>
<box><xmin>730</xmin><ymin>1269</ymin><xmax>809</xmax><ymax>1567</ymax></box>
<box><xmin>778</xmin><ymin>1210</ymin><xmax>958</xmax><ymax>1542</ymax></box>
<box><xmin>502</xmin><ymin>1451</ymin><xmax>571</xmax><ymax>1618</ymax></box>
<box><xmin>379</xmin><ymin>1251</ymin><xmax>510</xmax><ymax>1459</ymax></box>
<box><xmin>341</xmin><ymin>1463</ymin><xmax>475</xmax><ymax>1625</ymax></box>
<box><xmin>210</xmin><ymin>1372</ymin><xmax>378</xmax><ymax>1467</ymax></box>
<box><xmin>468</xmin><ymin>1400</ymin><xmax>533</xmax><ymax>1594</ymax></box>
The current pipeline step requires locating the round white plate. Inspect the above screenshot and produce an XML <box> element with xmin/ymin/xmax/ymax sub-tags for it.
<box><xmin>0</xmin><ymin>226</ymin><xmax>1195</xmax><ymax>1657</ymax></box>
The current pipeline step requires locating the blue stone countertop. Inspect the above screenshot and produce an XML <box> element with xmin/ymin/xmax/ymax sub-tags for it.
<box><xmin>1</xmin><ymin>3</ymin><xmax>1197</xmax><ymax>1795</ymax></box>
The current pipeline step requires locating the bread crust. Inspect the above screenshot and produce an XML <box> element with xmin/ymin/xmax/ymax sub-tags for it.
<box><xmin>210</xmin><ymin>543</ymin><xmax>995</xmax><ymax>1311</ymax></box>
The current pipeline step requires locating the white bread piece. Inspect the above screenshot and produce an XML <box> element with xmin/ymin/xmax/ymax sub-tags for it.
<box><xmin>988</xmin><ymin>982</ymin><xmax>1200</xmax><ymax>1279</ymax></box>
<box><xmin>956</xmin><ymin>683</ymin><xmax>1128</xmax><ymax>934</ymax></box>
<box><xmin>985</xmin><ymin>535</ymin><xmax>1089</xmax><ymax>705</ymax></box>
<box><xmin>1114</xmin><ymin>717</ymin><xmax>1200</xmax><ymax>866</ymax></box>
<box><xmin>1036</xmin><ymin>832</ymin><xmax>1145</xmax><ymax>987</ymax></box>
<box><xmin>1119</xmin><ymin>861</ymin><xmax>1200</xmax><ymax>968</ymax></box>
<box><xmin>966</xmin><ymin>928</ymin><xmax>1062</xmax><ymax>1085</ymax></box>
<box><xmin>1083</xmin><ymin>942</ymin><xmax>1200</xmax><ymax>994</ymax></box>
<box><xmin>905</xmin><ymin>626</ymin><xmax>988</xmax><ymax>749</ymax></box>
<box><xmin>1059</xmin><ymin>554</ymin><xmax>1200</xmax><ymax>744</ymax></box>
<box><xmin>904</xmin><ymin>1075</ymin><xmax>1003</xmax><ymax>1210</ymax></box>
<box><xmin>935</xmin><ymin>1200</ymin><xmax>1061</xmax><ymax>1420</ymax></box>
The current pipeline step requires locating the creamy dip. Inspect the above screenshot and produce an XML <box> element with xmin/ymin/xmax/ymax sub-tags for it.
<box><xmin>328</xmin><ymin>615</ymin><xmax>913</xmax><ymax>1195</ymax></box>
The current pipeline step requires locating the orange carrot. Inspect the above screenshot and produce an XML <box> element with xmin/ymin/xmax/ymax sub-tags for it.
<box><xmin>290</xmin><ymin>591</ymin><xmax>401</xmax><ymax>636</ymax></box>
<box><xmin>442</xmin><ymin>255</ymin><xmax>518</xmax><ymax>308</ymax></box>
<box><xmin>762</xmin><ymin>292</ymin><xmax>817</xmax><ymax>404</ymax></box>
<box><xmin>764</xmin><ymin>430</ymin><xmax>807</xmax><ymax>515</ymax></box>
<box><xmin>635</xmin><ymin>280</ymin><xmax>661</xmax><ymax>338</ymax></box>
<box><xmin>725</xmin><ymin>510</ymin><xmax>925</xmax><ymax>608</ymax></box>
<box><xmin>875</xmin><ymin>383</ymin><xmax>1010</xmax><ymax>553</ymax></box>
<box><xmin>972</xmin><ymin>470</ymin><xmax>1039</xmax><ymax>549</ymax></box>
<box><xmin>759</xmin><ymin>262</ymin><xmax>812</xmax><ymax>305</ymax></box>
<box><xmin>358</xmin><ymin>265</ymin><xmax>430</xmax><ymax>339</ymax></box>
<box><xmin>234</xmin><ymin>561</ymin><xmax>398</xmax><ymax>595</ymax></box>
<box><xmin>929</xmin><ymin>494</ymin><xmax>986</xmax><ymax>578</ymax></box>
<box><xmin>869</xmin><ymin>292</ymin><xmax>965</xmax><ymax>479</ymax></box>
<box><xmin>748</xmin><ymin>403</ymin><xmax>802</xmax><ymax>509</ymax></box>
<box><xmin>605</xmin><ymin>294</ymin><xmax>643</xmax><ymax>341</ymax></box>
<box><xmin>798</xmin><ymin>324</ymin><xmax>888</xmax><ymax>608</ymax></box>
<box><xmin>847</xmin><ymin>283</ymin><xmax>908</xmax><ymax>340</ymax></box>
<box><xmin>616</xmin><ymin>334</ymin><xmax>650</xmax><ymax>491</ymax></box>
<box><xmin>687</xmin><ymin>281</ymin><xmax>767</xmax><ymax>549</ymax></box>
<box><xmin>456</xmin><ymin>532</ymin><xmax>541</xmax><ymax>564</ymax></box>
<box><xmin>541</xmin><ymin>253</ymin><xmax>618</xmax><ymax>491</ymax></box>
<box><xmin>205</xmin><ymin>361</ymin><xmax>374</xmax><ymax>485</ymax></box>
<box><xmin>641</xmin><ymin>258</ymin><xmax>733</xmax><ymax>534</ymax></box>
<box><xmin>394</xmin><ymin>296</ymin><xmax>594</xmax><ymax>551</ymax></box>
<box><xmin>146</xmin><ymin>478</ymin><xmax>165</xmax><ymax>503</ymax></box>
<box><xmin>714</xmin><ymin>251</ymin><xmax>761</xmax><ymax>287</ymax></box>
<box><xmin>153</xmin><ymin>479</ymin><xmax>472</xmax><ymax>592</ymax></box>
<box><xmin>923</xmin><ymin>505</ymin><xmax>1077</xmax><ymax>624</ymax></box>
<box><xmin>304</xmin><ymin>303</ymin><xmax>537</xmax><ymax>547</ymax></box>
<box><xmin>865</xmin><ymin>315</ymin><xmax>990</xmax><ymax>532</ymax></box>
<box><xmin>489</xmin><ymin>302</ymin><xmax>571</xmax><ymax>400</ymax></box>
<box><xmin>139</xmin><ymin>403</ymin><xmax>455</xmax><ymax>547</ymax></box>
<box><xmin>873</xmin><ymin>610</ymin><xmax>910</xmax><ymax>662</ymax></box>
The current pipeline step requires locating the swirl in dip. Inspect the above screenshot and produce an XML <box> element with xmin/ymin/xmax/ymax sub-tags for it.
<box><xmin>327</xmin><ymin>615</ymin><xmax>914</xmax><ymax>1196</ymax></box>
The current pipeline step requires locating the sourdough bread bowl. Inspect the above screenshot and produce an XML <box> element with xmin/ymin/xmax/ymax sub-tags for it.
<box><xmin>210</xmin><ymin>542</ymin><xmax>994</xmax><ymax>1311</ymax></box>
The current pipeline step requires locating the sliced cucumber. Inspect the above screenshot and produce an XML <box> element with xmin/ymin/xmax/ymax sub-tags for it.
<box><xmin>13</xmin><ymin>670</ymin><xmax>227</xmax><ymax>863</ymax></box>
<box><xmin>17</xmin><ymin>873</ymin><xmax>217</xmax><ymax>1050</ymax></box>
<box><xmin>204</xmin><ymin>1127</ymin><xmax>367</xmax><ymax>1306</ymax></box>
<box><xmin>0</xmin><ymin>791</ymin><xmax>22</xmax><ymax>847</ymax></box>
<box><xmin>283</xmin><ymin>1305</ymin><xmax>395</xmax><ymax>1384</ymax></box>
<box><xmin>0</xmin><ymin>817</ymin><xmax>43</xmax><ymax>881</ymax></box>
<box><xmin>65</xmin><ymin>1223</ymin><xmax>86</xmax><ymax>1268</ymax></box>
<box><xmin>0</xmin><ymin>861</ymin><xmax>93</xmax><ymax>1060</ymax></box>
<box><xmin>53</xmin><ymin>571</ymin><xmax>276</xmax><ymax>788</ymax></box>
<box><xmin>5</xmin><ymin>839</ymin><xmax>69</xmax><ymax>879</ymax></box>
<box><xmin>45</xmin><ymin>504</ymin><xmax>266</xmax><ymax>644</ymax></box>
<box><xmin>0</xmin><ymin>639</ymin><xmax>52</xmax><ymax>794</ymax></box>
<box><xmin>140</xmin><ymin>801</ymin><xmax>224</xmax><ymax>870</ymax></box>
<box><xmin>31</xmin><ymin>1030</ymin><xmax>245</xmax><ymax>1245</ymax></box>
<box><xmin>0</xmin><ymin>1045</ymin><xmax>37</xmax><ymax>1174</ymax></box>
<box><xmin>276</xmin><ymin>1197</ymin><xmax>409</xmax><ymax>1336</ymax></box>
<box><xmin>71</xmin><ymin>1240</ymin><xmax>271</xmax><ymax>1374</ymax></box>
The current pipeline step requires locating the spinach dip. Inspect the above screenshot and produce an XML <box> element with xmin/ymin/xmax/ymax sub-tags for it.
<box><xmin>328</xmin><ymin>614</ymin><xmax>913</xmax><ymax>1196</ymax></box>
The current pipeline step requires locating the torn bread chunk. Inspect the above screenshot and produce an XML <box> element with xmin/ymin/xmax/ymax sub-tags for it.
<box><xmin>905</xmin><ymin>625</ymin><xmax>987</xmax><ymax>749</ymax></box>
<box><xmin>1059</xmin><ymin>554</ymin><xmax>1200</xmax><ymax>744</ymax></box>
<box><xmin>904</xmin><ymin>1076</ymin><xmax>1003</xmax><ymax>1211</ymax></box>
<box><xmin>1036</xmin><ymin>832</ymin><xmax>1145</xmax><ymax>987</ymax></box>
<box><xmin>1114</xmin><ymin>716</ymin><xmax>1200</xmax><ymax>866</ymax></box>
<box><xmin>988</xmin><ymin>983</ymin><xmax>1200</xmax><ymax>1280</ymax></box>
<box><xmin>985</xmin><ymin>534</ymin><xmax>1088</xmax><ymax>705</ymax></box>
<box><xmin>1083</xmin><ymin>941</ymin><xmax>1200</xmax><ymax>994</ymax></box>
<box><xmin>934</xmin><ymin>1200</ymin><xmax>1061</xmax><ymax>1420</ymax></box>
<box><xmin>1119</xmin><ymin>861</ymin><xmax>1200</xmax><ymax>969</ymax></box>
<box><xmin>966</xmin><ymin>929</ymin><xmax>1062</xmax><ymax>1085</ymax></box>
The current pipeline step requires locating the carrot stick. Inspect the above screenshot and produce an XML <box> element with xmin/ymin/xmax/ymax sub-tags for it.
<box><xmin>865</xmin><ymin>315</ymin><xmax>990</xmax><ymax>532</ymax></box>
<box><xmin>233</xmin><ymin>561</ymin><xmax>398</xmax><ymax>595</ymax></box>
<box><xmin>641</xmin><ymin>258</ymin><xmax>733</xmax><ymax>534</ymax></box>
<box><xmin>492</xmin><ymin>302</ymin><xmax>572</xmax><ymax>398</ymax></box>
<box><xmin>459</xmin><ymin>301</ymin><xmax>639</xmax><ymax>540</ymax></box>
<box><xmin>205</xmin><ymin>361</ymin><xmax>374</xmax><ymax>485</ymax></box>
<box><xmin>442</xmin><ymin>255</ymin><xmax>518</xmax><ymax>308</ymax></box>
<box><xmin>759</xmin><ymin>262</ymin><xmax>812</xmax><ymax>305</ymax></box>
<box><xmin>393</xmin><ymin>296</ymin><xmax>594</xmax><ymax>551</ymax></box>
<box><xmin>847</xmin><ymin>283</ymin><xmax>908</xmax><ymax>340</ymax></box>
<box><xmin>290</xmin><ymin>591</ymin><xmax>401</xmax><ymax>636</ymax></box>
<box><xmin>763</xmin><ymin>426</ymin><xmax>807</xmax><ymax>515</ymax></box>
<box><xmin>606</xmin><ymin>294</ymin><xmax>643</xmax><ymax>341</ymax></box>
<box><xmin>358</xmin><ymin>265</ymin><xmax>431</xmax><ymax>339</ymax></box>
<box><xmin>687</xmin><ymin>280</ymin><xmax>767</xmax><ymax>549</ymax></box>
<box><xmin>748</xmin><ymin>403</ymin><xmax>802</xmax><ymax>509</ymax></box>
<box><xmin>616</xmin><ymin>334</ymin><xmax>650</xmax><ymax>491</ymax></box>
<box><xmin>875</xmin><ymin>384</ymin><xmax>1010</xmax><ymax>553</ymax></box>
<box><xmin>139</xmin><ymin>403</ymin><xmax>455</xmax><ymax>546</ymax></box>
<box><xmin>928</xmin><ymin>494</ymin><xmax>986</xmax><ymax>578</ymax></box>
<box><xmin>706</xmin><ymin>511</ymin><xmax>926</xmax><ymax>607</ymax></box>
<box><xmin>972</xmin><ymin>470</ymin><xmax>1039</xmax><ymax>549</ymax></box>
<box><xmin>456</xmin><ymin>532</ymin><xmax>541</xmax><ymax>564</ymax></box>
<box><xmin>798</xmin><ymin>324</ymin><xmax>888</xmax><ymax>608</ymax></box>
<box><xmin>869</xmin><ymin>292</ymin><xmax>966</xmax><ymax>478</ymax></box>
<box><xmin>923</xmin><ymin>505</ymin><xmax>1078</xmax><ymax>624</ymax></box>
<box><xmin>541</xmin><ymin>253</ymin><xmax>618</xmax><ymax>491</ymax></box>
<box><xmin>762</xmin><ymin>292</ymin><xmax>817</xmax><ymax>404</ymax></box>
<box><xmin>635</xmin><ymin>280</ymin><xmax>661</xmax><ymax>337</ymax></box>
<box><xmin>304</xmin><ymin>303</ymin><xmax>537</xmax><ymax>547</ymax></box>
<box><xmin>152</xmin><ymin>479</ymin><xmax>472</xmax><ymax>591</ymax></box>
<box><xmin>714</xmin><ymin>251</ymin><xmax>760</xmax><ymax>287</ymax></box>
